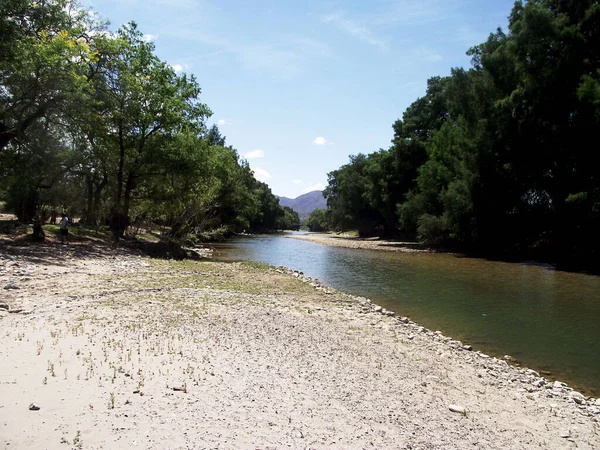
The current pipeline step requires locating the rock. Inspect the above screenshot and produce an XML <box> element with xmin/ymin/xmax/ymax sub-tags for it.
<box><xmin>3</xmin><ymin>283</ymin><xmax>19</xmax><ymax>290</ymax></box>
<box><xmin>463</xmin><ymin>345</ymin><xmax>473</xmax><ymax>351</ymax></box>
<box><xmin>553</xmin><ymin>381</ymin><xmax>565</xmax><ymax>390</ymax></box>
<box><xmin>400</xmin><ymin>317</ymin><xmax>410</xmax><ymax>323</ymax></box>
<box><xmin>29</xmin><ymin>403</ymin><xmax>40</xmax><ymax>411</ymax></box>
<box><xmin>571</xmin><ymin>391</ymin><xmax>585</xmax><ymax>404</ymax></box>
<box><xmin>448</xmin><ymin>404</ymin><xmax>466</xmax><ymax>414</ymax></box>
<box><xmin>595</xmin><ymin>398</ymin><xmax>600</xmax><ymax>406</ymax></box>
<box><xmin>373</xmin><ymin>305</ymin><xmax>382</xmax><ymax>312</ymax></box>
<box><xmin>0</xmin><ymin>303</ymin><xmax>8</xmax><ymax>310</ymax></box>
<box><xmin>525</xmin><ymin>369</ymin><xmax>540</xmax><ymax>377</ymax></box>
<box><xmin>532</xmin><ymin>379</ymin><xmax>545</xmax><ymax>388</ymax></box>
<box><xmin>559</xmin><ymin>430</ymin><xmax>570</xmax><ymax>438</ymax></box>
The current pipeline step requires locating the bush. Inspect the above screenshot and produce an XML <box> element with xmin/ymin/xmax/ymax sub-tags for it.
<box><xmin>417</xmin><ymin>214</ymin><xmax>447</xmax><ymax>245</ymax></box>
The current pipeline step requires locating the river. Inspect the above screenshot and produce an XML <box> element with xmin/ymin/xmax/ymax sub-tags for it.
<box><xmin>209</xmin><ymin>232</ymin><xmax>600</xmax><ymax>396</ymax></box>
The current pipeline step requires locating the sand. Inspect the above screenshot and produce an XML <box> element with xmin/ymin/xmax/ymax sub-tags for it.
<box><xmin>287</xmin><ymin>232</ymin><xmax>432</xmax><ymax>253</ymax></box>
<box><xmin>1</xmin><ymin>240</ymin><xmax>599</xmax><ymax>449</ymax></box>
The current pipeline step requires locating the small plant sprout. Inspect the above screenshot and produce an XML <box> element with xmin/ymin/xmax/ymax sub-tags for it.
<box><xmin>73</xmin><ymin>430</ymin><xmax>83</xmax><ymax>449</ymax></box>
<box><xmin>48</xmin><ymin>361</ymin><xmax>56</xmax><ymax>377</ymax></box>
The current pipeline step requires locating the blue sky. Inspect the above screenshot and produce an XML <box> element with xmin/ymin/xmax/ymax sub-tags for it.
<box><xmin>84</xmin><ymin>0</ymin><xmax>516</xmax><ymax>198</ymax></box>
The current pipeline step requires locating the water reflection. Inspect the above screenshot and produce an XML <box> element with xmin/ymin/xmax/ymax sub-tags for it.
<box><xmin>210</xmin><ymin>233</ymin><xmax>600</xmax><ymax>395</ymax></box>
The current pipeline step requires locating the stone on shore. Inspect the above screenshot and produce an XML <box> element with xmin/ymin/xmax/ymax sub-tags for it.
<box><xmin>448</xmin><ymin>405</ymin><xmax>466</xmax><ymax>414</ymax></box>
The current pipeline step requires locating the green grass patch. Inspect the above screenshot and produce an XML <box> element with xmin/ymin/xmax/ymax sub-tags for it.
<box><xmin>114</xmin><ymin>259</ymin><xmax>318</xmax><ymax>296</ymax></box>
<box><xmin>44</xmin><ymin>224</ymin><xmax>112</xmax><ymax>241</ymax></box>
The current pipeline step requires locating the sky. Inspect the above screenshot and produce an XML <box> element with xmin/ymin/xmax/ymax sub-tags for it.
<box><xmin>83</xmin><ymin>0</ymin><xmax>516</xmax><ymax>199</ymax></box>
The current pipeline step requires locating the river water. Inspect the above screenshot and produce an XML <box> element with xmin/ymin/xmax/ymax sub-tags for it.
<box><xmin>209</xmin><ymin>232</ymin><xmax>600</xmax><ymax>395</ymax></box>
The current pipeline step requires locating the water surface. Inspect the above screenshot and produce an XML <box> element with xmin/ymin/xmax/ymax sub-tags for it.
<box><xmin>210</xmin><ymin>233</ymin><xmax>600</xmax><ymax>395</ymax></box>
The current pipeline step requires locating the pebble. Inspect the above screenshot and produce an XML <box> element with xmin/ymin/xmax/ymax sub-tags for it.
<box><xmin>463</xmin><ymin>345</ymin><xmax>473</xmax><ymax>351</ymax></box>
<box><xmin>532</xmin><ymin>379</ymin><xmax>545</xmax><ymax>388</ymax></box>
<box><xmin>0</xmin><ymin>303</ymin><xmax>9</xmax><ymax>310</ymax></box>
<box><xmin>448</xmin><ymin>404</ymin><xmax>466</xmax><ymax>414</ymax></box>
<box><xmin>571</xmin><ymin>391</ymin><xmax>585</xmax><ymax>404</ymax></box>
<box><xmin>28</xmin><ymin>403</ymin><xmax>40</xmax><ymax>411</ymax></box>
<box><xmin>559</xmin><ymin>430</ymin><xmax>570</xmax><ymax>438</ymax></box>
<box><xmin>373</xmin><ymin>306</ymin><xmax>382</xmax><ymax>312</ymax></box>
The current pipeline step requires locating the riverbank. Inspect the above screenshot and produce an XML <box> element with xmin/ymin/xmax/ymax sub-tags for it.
<box><xmin>287</xmin><ymin>232</ymin><xmax>432</xmax><ymax>253</ymax></box>
<box><xmin>1</xmin><ymin>241</ymin><xmax>599</xmax><ymax>448</ymax></box>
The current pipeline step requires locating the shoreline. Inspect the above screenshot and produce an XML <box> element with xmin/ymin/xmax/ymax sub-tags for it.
<box><xmin>1</xmin><ymin>241</ymin><xmax>599</xmax><ymax>448</ymax></box>
<box><xmin>286</xmin><ymin>232</ymin><xmax>434</xmax><ymax>253</ymax></box>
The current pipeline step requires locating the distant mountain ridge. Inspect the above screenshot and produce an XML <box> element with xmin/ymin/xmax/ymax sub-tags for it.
<box><xmin>277</xmin><ymin>190</ymin><xmax>327</xmax><ymax>219</ymax></box>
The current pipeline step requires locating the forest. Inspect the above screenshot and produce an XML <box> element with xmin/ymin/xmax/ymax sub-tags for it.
<box><xmin>0</xmin><ymin>0</ymin><xmax>300</xmax><ymax>240</ymax></box>
<box><xmin>319</xmin><ymin>0</ymin><xmax>600</xmax><ymax>270</ymax></box>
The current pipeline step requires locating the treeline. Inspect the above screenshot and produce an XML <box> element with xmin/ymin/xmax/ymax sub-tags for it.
<box><xmin>0</xmin><ymin>0</ymin><xmax>300</xmax><ymax>238</ymax></box>
<box><xmin>323</xmin><ymin>0</ymin><xmax>600</xmax><ymax>269</ymax></box>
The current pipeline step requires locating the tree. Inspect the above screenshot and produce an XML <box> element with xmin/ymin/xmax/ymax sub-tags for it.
<box><xmin>306</xmin><ymin>209</ymin><xmax>329</xmax><ymax>232</ymax></box>
<box><xmin>87</xmin><ymin>23</ymin><xmax>211</xmax><ymax>220</ymax></box>
<box><xmin>279</xmin><ymin>206</ymin><xmax>300</xmax><ymax>231</ymax></box>
<box><xmin>0</xmin><ymin>0</ymin><xmax>100</xmax><ymax>151</ymax></box>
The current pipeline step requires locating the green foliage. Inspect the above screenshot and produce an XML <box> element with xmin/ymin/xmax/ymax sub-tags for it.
<box><xmin>306</xmin><ymin>209</ymin><xmax>329</xmax><ymax>232</ymax></box>
<box><xmin>279</xmin><ymin>206</ymin><xmax>300</xmax><ymax>231</ymax></box>
<box><xmin>324</xmin><ymin>0</ymin><xmax>600</xmax><ymax>268</ymax></box>
<box><xmin>0</xmin><ymin>0</ymin><xmax>285</xmax><ymax>238</ymax></box>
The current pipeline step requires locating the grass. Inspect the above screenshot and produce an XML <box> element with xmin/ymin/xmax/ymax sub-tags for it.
<box><xmin>108</xmin><ymin>259</ymin><xmax>318</xmax><ymax>296</ymax></box>
<box><xmin>42</xmin><ymin>223</ymin><xmax>160</xmax><ymax>243</ymax></box>
<box><xmin>44</xmin><ymin>223</ymin><xmax>112</xmax><ymax>242</ymax></box>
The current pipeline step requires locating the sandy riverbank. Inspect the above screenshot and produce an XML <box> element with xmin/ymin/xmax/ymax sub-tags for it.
<box><xmin>1</xmin><ymin>240</ymin><xmax>599</xmax><ymax>449</ymax></box>
<box><xmin>287</xmin><ymin>232</ymin><xmax>432</xmax><ymax>253</ymax></box>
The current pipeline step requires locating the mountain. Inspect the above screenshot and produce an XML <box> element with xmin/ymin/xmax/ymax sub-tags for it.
<box><xmin>277</xmin><ymin>190</ymin><xmax>327</xmax><ymax>219</ymax></box>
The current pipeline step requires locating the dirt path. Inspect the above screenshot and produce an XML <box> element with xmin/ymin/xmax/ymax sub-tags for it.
<box><xmin>1</xmin><ymin>241</ymin><xmax>599</xmax><ymax>448</ymax></box>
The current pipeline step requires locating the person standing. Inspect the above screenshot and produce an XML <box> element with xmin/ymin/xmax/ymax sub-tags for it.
<box><xmin>59</xmin><ymin>213</ymin><xmax>69</xmax><ymax>244</ymax></box>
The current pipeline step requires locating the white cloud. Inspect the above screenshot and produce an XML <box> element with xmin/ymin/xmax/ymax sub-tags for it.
<box><xmin>243</xmin><ymin>149</ymin><xmax>265</xmax><ymax>159</ymax></box>
<box><xmin>302</xmin><ymin>183</ymin><xmax>325</xmax><ymax>194</ymax></box>
<box><xmin>322</xmin><ymin>13</ymin><xmax>386</xmax><ymax>50</ymax></box>
<box><xmin>252</xmin><ymin>167</ymin><xmax>272</xmax><ymax>182</ymax></box>
<box><xmin>423</xmin><ymin>51</ymin><xmax>443</xmax><ymax>62</ymax></box>
<box><xmin>371</xmin><ymin>0</ymin><xmax>464</xmax><ymax>27</ymax></box>
<box><xmin>313</xmin><ymin>137</ymin><xmax>328</xmax><ymax>146</ymax></box>
<box><xmin>292</xmin><ymin>179</ymin><xmax>303</xmax><ymax>184</ymax></box>
<box><xmin>172</xmin><ymin>29</ymin><xmax>329</xmax><ymax>80</ymax></box>
<box><xmin>172</xmin><ymin>63</ymin><xmax>190</xmax><ymax>73</ymax></box>
<box><xmin>143</xmin><ymin>33</ymin><xmax>159</xmax><ymax>42</ymax></box>
<box><xmin>217</xmin><ymin>119</ymin><xmax>226</xmax><ymax>126</ymax></box>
